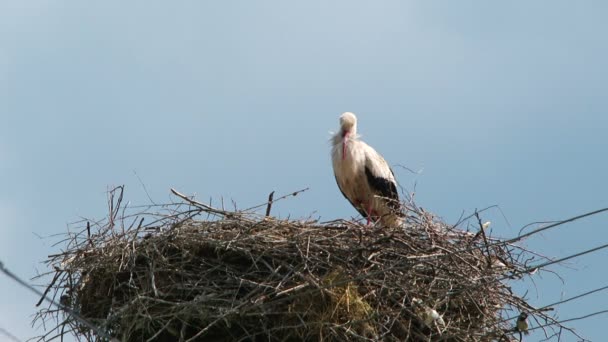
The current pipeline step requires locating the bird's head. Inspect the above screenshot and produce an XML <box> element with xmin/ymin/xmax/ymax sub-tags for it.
<box><xmin>339</xmin><ymin>112</ymin><xmax>358</xmax><ymax>136</ymax></box>
<box><xmin>337</xmin><ymin>112</ymin><xmax>358</xmax><ymax>160</ymax></box>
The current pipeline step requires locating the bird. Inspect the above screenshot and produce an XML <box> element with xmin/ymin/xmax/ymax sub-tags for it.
<box><xmin>515</xmin><ymin>312</ymin><xmax>529</xmax><ymax>335</ymax></box>
<box><xmin>331</xmin><ymin>112</ymin><xmax>402</xmax><ymax>227</ymax></box>
<box><xmin>412</xmin><ymin>297</ymin><xmax>446</xmax><ymax>329</ymax></box>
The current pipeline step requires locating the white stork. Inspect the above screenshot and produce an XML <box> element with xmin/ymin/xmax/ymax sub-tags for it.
<box><xmin>331</xmin><ymin>112</ymin><xmax>402</xmax><ymax>227</ymax></box>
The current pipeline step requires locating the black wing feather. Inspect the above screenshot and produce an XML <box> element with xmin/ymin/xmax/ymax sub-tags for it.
<box><xmin>364</xmin><ymin>165</ymin><xmax>400</xmax><ymax>212</ymax></box>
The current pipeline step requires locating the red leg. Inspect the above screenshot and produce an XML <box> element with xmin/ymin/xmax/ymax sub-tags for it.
<box><xmin>366</xmin><ymin>202</ymin><xmax>374</xmax><ymax>226</ymax></box>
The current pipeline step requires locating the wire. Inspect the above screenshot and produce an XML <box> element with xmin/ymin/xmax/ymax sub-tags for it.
<box><xmin>554</xmin><ymin>309</ymin><xmax>608</xmax><ymax>324</ymax></box>
<box><xmin>454</xmin><ymin>207</ymin><xmax>608</xmax><ymax>257</ymax></box>
<box><xmin>491</xmin><ymin>283</ymin><xmax>608</xmax><ymax>327</ymax></box>
<box><xmin>511</xmin><ymin>207</ymin><xmax>608</xmax><ymax>243</ymax></box>
<box><xmin>522</xmin><ymin>242</ymin><xmax>608</xmax><ymax>274</ymax></box>
<box><xmin>540</xmin><ymin>284</ymin><xmax>608</xmax><ymax>310</ymax></box>
<box><xmin>0</xmin><ymin>326</ymin><xmax>21</xmax><ymax>342</ymax></box>
<box><xmin>531</xmin><ymin>309</ymin><xmax>608</xmax><ymax>332</ymax></box>
<box><xmin>0</xmin><ymin>260</ymin><xmax>119</xmax><ymax>342</ymax></box>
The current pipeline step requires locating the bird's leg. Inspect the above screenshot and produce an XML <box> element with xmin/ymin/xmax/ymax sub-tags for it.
<box><xmin>366</xmin><ymin>202</ymin><xmax>374</xmax><ymax>226</ymax></box>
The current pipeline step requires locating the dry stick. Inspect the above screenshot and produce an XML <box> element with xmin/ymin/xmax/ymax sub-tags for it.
<box><xmin>112</xmin><ymin>186</ymin><xmax>124</xmax><ymax>224</ymax></box>
<box><xmin>145</xmin><ymin>318</ymin><xmax>175</xmax><ymax>342</ymax></box>
<box><xmin>108</xmin><ymin>185</ymin><xmax>124</xmax><ymax>229</ymax></box>
<box><xmin>242</xmin><ymin>187</ymin><xmax>310</xmax><ymax>212</ymax></box>
<box><xmin>265</xmin><ymin>191</ymin><xmax>275</xmax><ymax>217</ymax></box>
<box><xmin>39</xmin><ymin>194</ymin><xmax>602</xmax><ymax>341</ymax></box>
<box><xmin>114</xmin><ymin>230</ymin><xmax>498</xmax><ymax>340</ymax></box>
<box><xmin>35</xmin><ymin>270</ymin><xmax>62</xmax><ymax>307</ymax></box>
<box><xmin>170</xmin><ymin>188</ymin><xmax>232</xmax><ymax>217</ymax></box>
<box><xmin>134</xmin><ymin>170</ymin><xmax>157</xmax><ymax>205</ymax></box>
<box><xmin>474</xmin><ymin>210</ymin><xmax>493</xmax><ymax>268</ymax></box>
<box><xmin>452</xmin><ymin>205</ymin><xmax>498</xmax><ymax>229</ymax></box>
<box><xmin>184</xmin><ymin>302</ymin><xmax>248</xmax><ymax>342</ymax></box>
<box><xmin>86</xmin><ymin>221</ymin><xmax>94</xmax><ymax>247</ymax></box>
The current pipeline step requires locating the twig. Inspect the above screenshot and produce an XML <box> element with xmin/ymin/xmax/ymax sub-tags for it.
<box><xmin>33</xmin><ymin>188</ymin><xmax>608</xmax><ymax>342</ymax></box>
<box><xmin>86</xmin><ymin>221</ymin><xmax>93</xmax><ymax>247</ymax></box>
<box><xmin>265</xmin><ymin>191</ymin><xmax>275</xmax><ymax>217</ymax></box>
<box><xmin>170</xmin><ymin>188</ymin><xmax>233</xmax><ymax>217</ymax></box>
<box><xmin>242</xmin><ymin>188</ymin><xmax>309</xmax><ymax>212</ymax></box>
<box><xmin>36</xmin><ymin>270</ymin><xmax>62</xmax><ymax>307</ymax></box>
<box><xmin>474</xmin><ymin>210</ymin><xmax>493</xmax><ymax>268</ymax></box>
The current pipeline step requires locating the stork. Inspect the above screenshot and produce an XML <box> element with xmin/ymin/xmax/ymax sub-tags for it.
<box><xmin>331</xmin><ymin>112</ymin><xmax>402</xmax><ymax>227</ymax></box>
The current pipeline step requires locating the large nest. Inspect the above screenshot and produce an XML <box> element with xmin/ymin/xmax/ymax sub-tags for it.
<box><xmin>34</xmin><ymin>187</ymin><xmax>548</xmax><ymax>341</ymax></box>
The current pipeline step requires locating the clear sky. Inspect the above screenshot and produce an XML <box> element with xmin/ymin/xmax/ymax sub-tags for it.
<box><xmin>1</xmin><ymin>1</ymin><xmax>607</xmax><ymax>341</ymax></box>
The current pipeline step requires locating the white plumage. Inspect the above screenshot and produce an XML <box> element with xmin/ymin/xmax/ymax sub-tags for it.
<box><xmin>331</xmin><ymin>112</ymin><xmax>402</xmax><ymax>227</ymax></box>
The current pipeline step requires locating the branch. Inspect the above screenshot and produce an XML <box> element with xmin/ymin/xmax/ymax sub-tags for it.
<box><xmin>265</xmin><ymin>191</ymin><xmax>275</xmax><ymax>217</ymax></box>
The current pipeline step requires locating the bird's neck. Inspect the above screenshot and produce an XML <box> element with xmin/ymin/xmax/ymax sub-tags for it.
<box><xmin>342</xmin><ymin>127</ymin><xmax>357</xmax><ymax>137</ymax></box>
<box><xmin>340</xmin><ymin>129</ymin><xmax>358</xmax><ymax>161</ymax></box>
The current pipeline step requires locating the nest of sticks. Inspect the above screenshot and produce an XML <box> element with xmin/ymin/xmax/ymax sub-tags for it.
<box><xmin>34</xmin><ymin>187</ymin><xmax>557</xmax><ymax>341</ymax></box>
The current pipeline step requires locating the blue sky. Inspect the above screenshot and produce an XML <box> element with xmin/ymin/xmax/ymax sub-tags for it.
<box><xmin>1</xmin><ymin>1</ymin><xmax>607</xmax><ymax>340</ymax></box>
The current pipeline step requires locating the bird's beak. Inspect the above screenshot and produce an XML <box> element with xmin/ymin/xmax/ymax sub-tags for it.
<box><xmin>342</xmin><ymin>131</ymin><xmax>349</xmax><ymax>160</ymax></box>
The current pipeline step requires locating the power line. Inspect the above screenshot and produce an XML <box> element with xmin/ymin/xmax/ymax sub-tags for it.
<box><xmin>497</xmin><ymin>242</ymin><xmax>608</xmax><ymax>282</ymax></box>
<box><xmin>491</xmin><ymin>283</ymin><xmax>608</xmax><ymax>327</ymax></box>
<box><xmin>540</xmin><ymin>284</ymin><xmax>608</xmax><ymax>310</ymax></box>
<box><xmin>0</xmin><ymin>260</ymin><xmax>119</xmax><ymax>342</ymax></box>
<box><xmin>531</xmin><ymin>309</ymin><xmax>608</xmax><ymax>332</ymax></box>
<box><xmin>457</xmin><ymin>207</ymin><xmax>608</xmax><ymax>257</ymax></box>
<box><xmin>523</xmin><ymin>242</ymin><xmax>608</xmax><ymax>273</ymax></box>
<box><xmin>511</xmin><ymin>207</ymin><xmax>608</xmax><ymax>243</ymax></box>
<box><xmin>0</xmin><ymin>326</ymin><xmax>21</xmax><ymax>342</ymax></box>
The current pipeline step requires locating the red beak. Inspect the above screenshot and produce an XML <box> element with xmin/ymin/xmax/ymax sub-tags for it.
<box><xmin>342</xmin><ymin>131</ymin><xmax>349</xmax><ymax>160</ymax></box>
